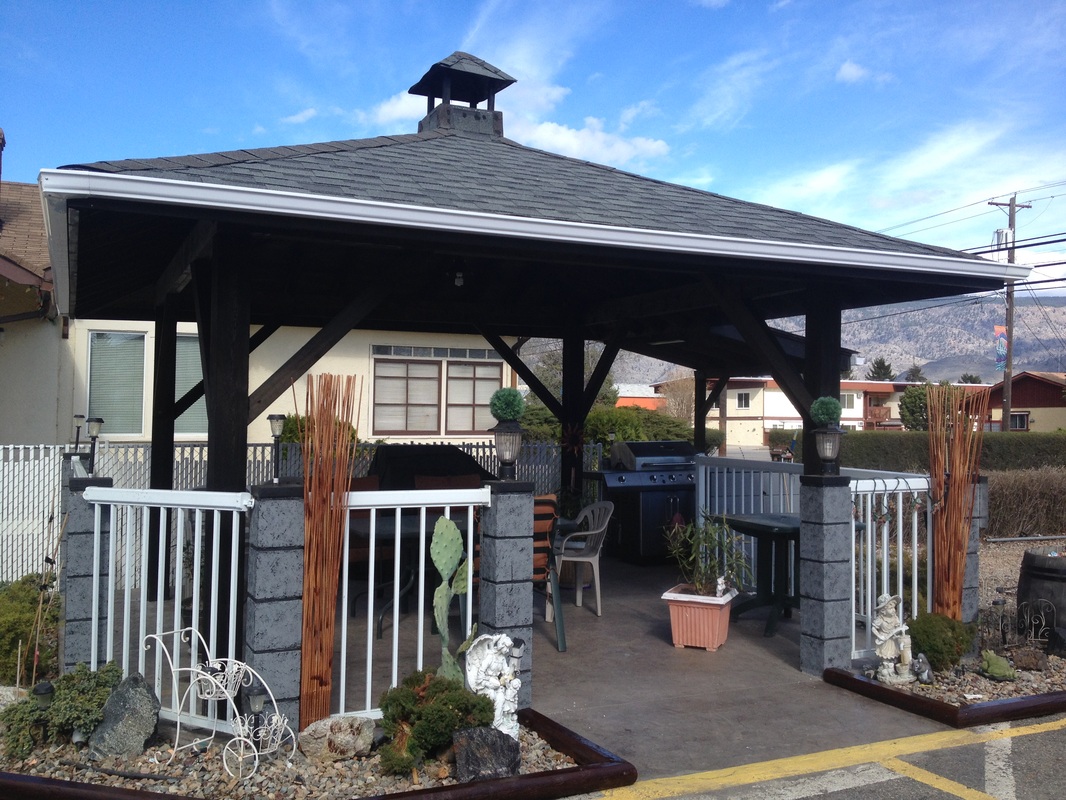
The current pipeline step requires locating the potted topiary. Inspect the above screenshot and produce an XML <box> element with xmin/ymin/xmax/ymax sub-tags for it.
<box><xmin>488</xmin><ymin>388</ymin><xmax>525</xmax><ymax>480</ymax></box>
<box><xmin>809</xmin><ymin>395</ymin><xmax>843</xmax><ymax>473</ymax></box>
<box><xmin>661</xmin><ymin>514</ymin><xmax>752</xmax><ymax>651</ymax></box>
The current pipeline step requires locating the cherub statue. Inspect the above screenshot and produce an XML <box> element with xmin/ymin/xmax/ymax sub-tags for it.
<box><xmin>872</xmin><ymin>593</ymin><xmax>915</xmax><ymax>684</ymax></box>
<box><xmin>464</xmin><ymin>634</ymin><xmax>522</xmax><ymax>739</ymax></box>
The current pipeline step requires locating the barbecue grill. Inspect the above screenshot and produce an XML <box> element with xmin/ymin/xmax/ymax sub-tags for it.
<box><xmin>594</xmin><ymin>441</ymin><xmax>697</xmax><ymax>562</ymax></box>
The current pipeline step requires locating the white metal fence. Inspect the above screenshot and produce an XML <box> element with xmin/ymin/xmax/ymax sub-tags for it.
<box><xmin>82</xmin><ymin>486</ymin><xmax>253</xmax><ymax>734</ymax></box>
<box><xmin>337</xmin><ymin>487</ymin><xmax>491</xmax><ymax>717</ymax></box>
<box><xmin>696</xmin><ymin>457</ymin><xmax>932</xmax><ymax>659</ymax></box>
<box><xmin>1</xmin><ymin>445</ymin><xmax>70</xmax><ymax>582</ymax></box>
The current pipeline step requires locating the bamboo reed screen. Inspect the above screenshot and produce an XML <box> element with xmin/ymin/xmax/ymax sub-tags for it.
<box><xmin>299</xmin><ymin>374</ymin><xmax>362</xmax><ymax>729</ymax></box>
<box><xmin>927</xmin><ymin>384</ymin><xmax>990</xmax><ymax>620</ymax></box>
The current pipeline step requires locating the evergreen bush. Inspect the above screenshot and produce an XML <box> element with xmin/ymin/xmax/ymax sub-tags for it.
<box><xmin>908</xmin><ymin>612</ymin><xmax>975</xmax><ymax>672</ymax></box>
<box><xmin>0</xmin><ymin>573</ymin><xmax>58</xmax><ymax>685</ymax></box>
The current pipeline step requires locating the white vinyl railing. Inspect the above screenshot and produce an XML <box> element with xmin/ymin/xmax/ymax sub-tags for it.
<box><xmin>847</xmin><ymin>471</ymin><xmax>933</xmax><ymax>658</ymax></box>
<box><xmin>337</xmin><ymin>487</ymin><xmax>491</xmax><ymax>717</ymax></box>
<box><xmin>0</xmin><ymin>445</ymin><xmax>70</xmax><ymax>582</ymax></box>
<box><xmin>82</xmin><ymin>486</ymin><xmax>253</xmax><ymax>733</ymax></box>
<box><xmin>696</xmin><ymin>457</ymin><xmax>932</xmax><ymax>659</ymax></box>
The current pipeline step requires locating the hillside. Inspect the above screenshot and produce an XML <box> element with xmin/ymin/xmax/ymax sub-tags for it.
<box><xmin>598</xmin><ymin>295</ymin><xmax>1066</xmax><ymax>386</ymax></box>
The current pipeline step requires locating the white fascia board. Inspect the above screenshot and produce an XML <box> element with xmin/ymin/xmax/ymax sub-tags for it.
<box><xmin>39</xmin><ymin>169</ymin><xmax>1032</xmax><ymax>285</ymax></box>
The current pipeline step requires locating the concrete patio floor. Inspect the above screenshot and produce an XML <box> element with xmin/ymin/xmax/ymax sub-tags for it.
<box><xmin>527</xmin><ymin>555</ymin><xmax>948</xmax><ymax>782</ymax></box>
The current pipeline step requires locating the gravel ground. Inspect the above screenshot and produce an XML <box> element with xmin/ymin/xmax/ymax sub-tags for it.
<box><xmin>0</xmin><ymin>724</ymin><xmax>575</xmax><ymax>798</ymax></box>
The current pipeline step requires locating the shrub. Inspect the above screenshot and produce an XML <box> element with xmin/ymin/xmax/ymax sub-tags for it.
<box><xmin>488</xmin><ymin>388</ymin><xmax>524</xmax><ymax>421</ymax></box>
<box><xmin>0</xmin><ymin>573</ymin><xmax>59</xmax><ymax>685</ymax></box>
<box><xmin>986</xmin><ymin>466</ymin><xmax>1066</xmax><ymax>538</ymax></box>
<box><xmin>908</xmin><ymin>612</ymin><xmax>975</xmax><ymax>672</ymax></box>
<box><xmin>378</xmin><ymin>670</ymin><xmax>493</xmax><ymax>775</ymax></box>
<box><xmin>0</xmin><ymin>661</ymin><xmax>122</xmax><ymax>758</ymax></box>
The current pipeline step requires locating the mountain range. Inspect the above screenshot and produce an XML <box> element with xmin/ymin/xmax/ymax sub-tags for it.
<box><xmin>605</xmin><ymin>294</ymin><xmax>1066</xmax><ymax>386</ymax></box>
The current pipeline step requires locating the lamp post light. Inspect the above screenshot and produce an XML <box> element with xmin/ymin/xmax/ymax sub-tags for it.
<box><xmin>32</xmin><ymin>680</ymin><xmax>54</xmax><ymax>711</ymax></box>
<box><xmin>86</xmin><ymin>417</ymin><xmax>104</xmax><ymax>474</ymax></box>
<box><xmin>491</xmin><ymin>419</ymin><xmax>523</xmax><ymax>480</ymax></box>
<box><xmin>268</xmin><ymin>414</ymin><xmax>286</xmax><ymax>483</ymax></box>
<box><xmin>813</xmin><ymin>427</ymin><xmax>843</xmax><ymax>475</ymax></box>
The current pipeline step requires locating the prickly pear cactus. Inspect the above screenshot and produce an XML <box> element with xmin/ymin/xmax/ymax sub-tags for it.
<box><xmin>431</xmin><ymin>517</ymin><xmax>475</xmax><ymax>682</ymax></box>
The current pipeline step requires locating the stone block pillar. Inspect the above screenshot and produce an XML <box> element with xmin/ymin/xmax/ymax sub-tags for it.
<box><xmin>961</xmin><ymin>477</ymin><xmax>987</xmax><ymax>625</ymax></box>
<box><xmin>477</xmin><ymin>481</ymin><xmax>534</xmax><ymax>708</ymax></box>
<box><xmin>59</xmin><ymin>464</ymin><xmax>113</xmax><ymax>673</ymax></box>
<box><xmin>799</xmin><ymin>475</ymin><xmax>854</xmax><ymax>676</ymax></box>
<box><xmin>244</xmin><ymin>484</ymin><xmax>305</xmax><ymax>727</ymax></box>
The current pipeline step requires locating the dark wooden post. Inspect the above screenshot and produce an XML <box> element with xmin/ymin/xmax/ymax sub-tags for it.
<box><xmin>559</xmin><ymin>333</ymin><xmax>585</xmax><ymax>507</ymax></box>
<box><xmin>147</xmin><ymin>295</ymin><xmax>178</xmax><ymax>595</ymax></box>
<box><xmin>802</xmin><ymin>291</ymin><xmax>842</xmax><ymax>473</ymax></box>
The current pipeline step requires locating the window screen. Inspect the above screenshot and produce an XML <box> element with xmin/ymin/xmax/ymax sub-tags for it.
<box><xmin>88</xmin><ymin>332</ymin><xmax>145</xmax><ymax>435</ymax></box>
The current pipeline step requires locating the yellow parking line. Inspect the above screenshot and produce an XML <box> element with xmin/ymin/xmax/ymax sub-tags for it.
<box><xmin>605</xmin><ymin>714</ymin><xmax>1066</xmax><ymax>800</ymax></box>
<box><xmin>882</xmin><ymin>757</ymin><xmax>997</xmax><ymax>799</ymax></box>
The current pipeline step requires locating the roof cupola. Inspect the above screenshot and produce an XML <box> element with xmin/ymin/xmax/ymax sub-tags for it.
<box><xmin>408</xmin><ymin>52</ymin><xmax>515</xmax><ymax>137</ymax></box>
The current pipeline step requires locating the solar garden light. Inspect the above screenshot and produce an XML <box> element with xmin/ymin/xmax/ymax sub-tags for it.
<box><xmin>32</xmin><ymin>680</ymin><xmax>54</xmax><ymax>711</ymax></box>
<box><xmin>268</xmin><ymin>414</ymin><xmax>286</xmax><ymax>483</ymax></box>
<box><xmin>86</xmin><ymin>417</ymin><xmax>104</xmax><ymax>474</ymax></box>
<box><xmin>809</xmin><ymin>397</ymin><xmax>843</xmax><ymax>476</ymax></box>
<box><xmin>488</xmin><ymin>388</ymin><xmax>525</xmax><ymax>481</ymax></box>
<box><xmin>245</xmin><ymin>677</ymin><xmax>268</xmax><ymax>748</ymax></box>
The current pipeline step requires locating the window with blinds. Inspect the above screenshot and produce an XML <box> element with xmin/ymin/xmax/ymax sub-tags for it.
<box><xmin>446</xmin><ymin>362</ymin><xmax>503</xmax><ymax>434</ymax></box>
<box><xmin>88</xmin><ymin>332</ymin><xmax>146</xmax><ymax>435</ymax></box>
<box><xmin>372</xmin><ymin>360</ymin><xmax>442</xmax><ymax>435</ymax></box>
<box><xmin>175</xmin><ymin>335</ymin><xmax>208</xmax><ymax>435</ymax></box>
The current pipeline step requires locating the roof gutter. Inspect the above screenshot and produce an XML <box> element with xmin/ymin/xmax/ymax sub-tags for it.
<box><xmin>39</xmin><ymin>169</ymin><xmax>1031</xmax><ymax>311</ymax></box>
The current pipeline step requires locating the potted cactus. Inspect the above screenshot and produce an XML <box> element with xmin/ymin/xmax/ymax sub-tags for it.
<box><xmin>661</xmin><ymin>514</ymin><xmax>751</xmax><ymax>651</ymax></box>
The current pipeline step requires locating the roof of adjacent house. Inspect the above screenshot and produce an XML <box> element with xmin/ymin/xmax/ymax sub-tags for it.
<box><xmin>63</xmin><ymin>129</ymin><xmax>974</xmax><ymax>263</ymax></box>
<box><xmin>0</xmin><ymin>181</ymin><xmax>50</xmax><ymax>281</ymax></box>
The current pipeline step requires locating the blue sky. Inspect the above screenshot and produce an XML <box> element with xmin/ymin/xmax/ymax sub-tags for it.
<box><xmin>3</xmin><ymin>0</ymin><xmax>1065</xmax><ymax>285</ymax></box>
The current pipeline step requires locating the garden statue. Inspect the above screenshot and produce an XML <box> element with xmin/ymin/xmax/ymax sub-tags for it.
<box><xmin>911</xmin><ymin>652</ymin><xmax>934</xmax><ymax>684</ymax></box>
<box><xmin>872</xmin><ymin>594</ymin><xmax>915</xmax><ymax>684</ymax></box>
<box><xmin>464</xmin><ymin>634</ymin><xmax>522</xmax><ymax>739</ymax></box>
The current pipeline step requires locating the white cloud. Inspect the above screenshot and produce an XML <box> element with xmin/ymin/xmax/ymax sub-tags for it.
<box><xmin>509</xmin><ymin>117</ymin><xmax>669</xmax><ymax>168</ymax></box>
<box><xmin>835</xmin><ymin>60</ymin><xmax>869</xmax><ymax>83</ymax></box>
<box><xmin>692</xmin><ymin>0</ymin><xmax>730</xmax><ymax>8</ymax></box>
<box><xmin>685</xmin><ymin>50</ymin><xmax>776</xmax><ymax>131</ymax></box>
<box><xmin>619</xmin><ymin>100</ymin><xmax>659</xmax><ymax>132</ymax></box>
<box><xmin>368</xmin><ymin>92</ymin><xmax>425</xmax><ymax>127</ymax></box>
<box><xmin>753</xmin><ymin>162</ymin><xmax>861</xmax><ymax>210</ymax></box>
<box><xmin>671</xmin><ymin>166</ymin><xmax>717</xmax><ymax>189</ymax></box>
<box><xmin>280</xmin><ymin>108</ymin><xmax>318</xmax><ymax>125</ymax></box>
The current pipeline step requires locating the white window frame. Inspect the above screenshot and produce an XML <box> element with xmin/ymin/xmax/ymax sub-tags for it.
<box><xmin>445</xmin><ymin>361</ymin><xmax>503</xmax><ymax>435</ymax></box>
<box><xmin>840</xmin><ymin>393</ymin><xmax>857</xmax><ymax>410</ymax></box>
<box><xmin>87</xmin><ymin>330</ymin><xmax>148</xmax><ymax>437</ymax></box>
<box><xmin>736</xmin><ymin>391</ymin><xmax>751</xmax><ymax>410</ymax></box>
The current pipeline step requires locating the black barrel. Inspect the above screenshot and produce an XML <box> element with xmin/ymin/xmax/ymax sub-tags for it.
<box><xmin>1017</xmin><ymin>547</ymin><xmax>1066</xmax><ymax>632</ymax></box>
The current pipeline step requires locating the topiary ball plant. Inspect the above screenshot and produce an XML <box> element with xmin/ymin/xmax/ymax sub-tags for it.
<box><xmin>810</xmin><ymin>396</ymin><xmax>842</xmax><ymax>428</ymax></box>
<box><xmin>489</xmin><ymin>388</ymin><xmax>525</xmax><ymax>422</ymax></box>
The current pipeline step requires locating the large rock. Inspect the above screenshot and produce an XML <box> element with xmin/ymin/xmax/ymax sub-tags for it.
<box><xmin>453</xmin><ymin>726</ymin><xmax>520</xmax><ymax>782</ymax></box>
<box><xmin>88</xmin><ymin>674</ymin><xmax>160</xmax><ymax>760</ymax></box>
<box><xmin>299</xmin><ymin>716</ymin><xmax>375</xmax><ymax>762</ymax></box>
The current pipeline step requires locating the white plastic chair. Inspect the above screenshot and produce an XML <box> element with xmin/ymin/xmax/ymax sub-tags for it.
<box><xmin>553</xmin><ymin>501</ymin><xmax>614</xmax><ymax>616</ymax></box>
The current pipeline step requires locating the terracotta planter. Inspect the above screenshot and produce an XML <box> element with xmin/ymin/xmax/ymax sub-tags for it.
<box><xmin>661</xmin><ymin>585</ymin><xmax>737</xmax><ymax>651</ymax></box>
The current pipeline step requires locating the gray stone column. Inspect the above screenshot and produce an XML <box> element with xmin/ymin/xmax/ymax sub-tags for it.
<box><xmin>799</xmin><ymin>475</ymin><xmax>854</xmax><ymax>676</ymax></box>
<box><xmin>245</xmin><ymin>484</ymin><xmax>304</xmax><ymax>727</ymax></box>
<box><xmin>961</xmin><ymin>477</ymin><xmax>987</xmax><ymax>625</ymax></box>
<box><xmin>478</xmin><ymin>481</ymin><xmax>534</xmax><ymax>708</ymax></box>
<box><xmin>60</xmin><ymin>462</ymin><xmax>113</xmax><ymax>673</ymax></box>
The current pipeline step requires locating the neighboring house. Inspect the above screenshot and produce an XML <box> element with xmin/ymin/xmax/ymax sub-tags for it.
<box><xmin>653</xmin><ymin>376</ymin><xmax>958</xmax><ymax>446</ymax></box>
<box><xmin>988</xmin><ymin>371</ymin><xmax>1066</xmax><ymax>432</ymax></box>
<box><xmin>615</xmin><ymin>383</ymin><xmax>665</xmax><ymax>411</ymax></box>
<box><xmin>0</xmin><ymin>134</ymin><xmax>514</xmax><ymax>447</ymax></box>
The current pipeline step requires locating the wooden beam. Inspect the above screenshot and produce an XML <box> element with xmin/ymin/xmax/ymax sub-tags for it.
<box><xmin>582</xmin><ymin>281</ymin><xmax>714</xmax><ymax>327</ymax></box>
<box><xmin>174</xmin><ymin>322</ymin><xmax>281</xmax><ymax>418</ymax></box>
<box><xmin>247</xmin><ymin>287</ymin><xmax>389</xmax><ymax>423</ymax></box>
<box><xmin>480</xmin><ymin>330</ymin><xmax>563</xmax><ymax>418</ymax></box>
<box><xmin>155</xmin><ymin>220</ymin><xmax>216</xmax><ymax>306</ymax></box>
<box><xmin>705</xmin><ymin>279</ymin><xmax>813</xmax><ymax>414</ymax></box>
<box><xmin>581</xmin><ymin>339</ymin><xmax>620</xmax><ymax>417</ymax></box>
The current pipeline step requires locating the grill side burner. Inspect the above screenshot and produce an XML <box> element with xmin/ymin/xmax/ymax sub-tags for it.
<box><xmin>595</xmin><ymin>441</ymin><xmax>697</xmax><ymax>563</ymax></box>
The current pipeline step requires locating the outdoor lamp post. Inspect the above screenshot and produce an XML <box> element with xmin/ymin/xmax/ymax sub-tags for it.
<box><xmin>86</xmin><ymin>417</ymin><xmax>104</xmax><ymax>474</ymax></box>
<box><xmin>492</xmin><ymin>420</ymin><xmax>523</xmax><ymax>480</ymax></box>
<box><xmin>813</xmin><ymin>427</ymin><xmax>843</xmax><ymax>475</ymax></box>
<box><xmin>268</xmin><ymin>414</ymin><xmax>285</xmax><ymax>483</ymax></box>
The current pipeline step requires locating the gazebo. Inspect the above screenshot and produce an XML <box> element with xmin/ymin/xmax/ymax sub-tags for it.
<box><xmin>40</xmin><ymin>53</ymin><xmax>1027</xmax><ymax>675</ymax></box>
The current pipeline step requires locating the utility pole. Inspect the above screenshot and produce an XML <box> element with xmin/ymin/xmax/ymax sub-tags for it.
<box><xmin>989</xmin><ymin>194</ymin><xmax>1031</xmax><ymax>431</ymax></box>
